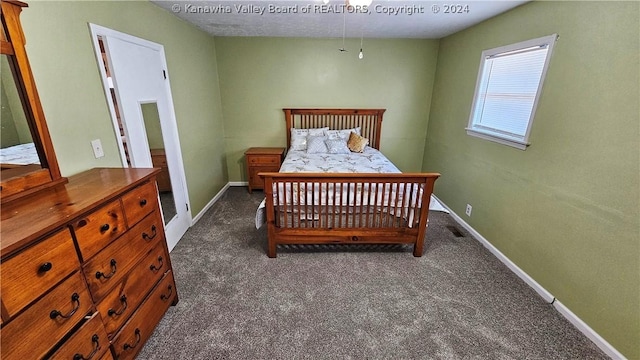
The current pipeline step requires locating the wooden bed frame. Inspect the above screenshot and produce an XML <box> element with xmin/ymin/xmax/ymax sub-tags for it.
<box><xmin>259</xmin><ymin>108</ymin><xmax>440</xmax><ymax>258</ymax></box>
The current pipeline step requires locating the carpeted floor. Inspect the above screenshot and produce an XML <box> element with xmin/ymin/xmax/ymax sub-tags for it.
<box><xmin>138</xmin><ymin>187</ymin><xmax>608</xmax><ymax>359</ymax></box>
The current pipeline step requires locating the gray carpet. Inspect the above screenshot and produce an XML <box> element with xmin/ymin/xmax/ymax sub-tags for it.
<box><xmin>138</xmin><ymin>187</ymin><xmax>607</xmax><ymax>359</ymax></box>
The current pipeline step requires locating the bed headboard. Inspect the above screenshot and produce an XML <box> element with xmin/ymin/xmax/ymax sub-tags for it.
<box><xmin>284</xmin><ymin>108</ymin><xmax>386</xmax><ymax>150</ymax></box>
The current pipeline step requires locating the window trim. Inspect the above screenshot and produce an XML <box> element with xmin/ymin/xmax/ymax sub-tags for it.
<box><xmin>466</xmin><ymin>34</ymin><xmax>558</xmax><ymax>150</ymax></box>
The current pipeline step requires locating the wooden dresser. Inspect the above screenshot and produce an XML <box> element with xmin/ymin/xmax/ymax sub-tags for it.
<box><xmin>0</xmin><ymin>168</ymin><xmax>178</xmax><ymax>359</ymax></box>
<box><xmin>245</xmin><ymin>147</ymin><xmax>285</xmax><ymax>193</ymax></box>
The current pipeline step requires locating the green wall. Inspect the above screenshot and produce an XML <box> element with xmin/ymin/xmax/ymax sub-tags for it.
<box><xmin>1</xmin><ymin>77</ymin><xmax>21</xmax><ymax>147</ymax></box>
<box><xmin>141</xmin><ymin>102</ymin><xmax>164</xmax><ymax>150</ymax></box>
<box><xmin>215</xmin><ymin>37</ymin><xmax>439</xmax><ymax>181</ymax></box>
<box><xmin>21</xmin><ymin>1</ymin><xmax>226</xmax><ymax>216</ymax></box>
<box><xmin>423</xmin><ymin>1</ymin><xmax>639</xmax><ymax>358</ymax></box>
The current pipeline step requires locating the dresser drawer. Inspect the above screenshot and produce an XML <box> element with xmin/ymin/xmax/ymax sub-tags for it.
<box><xmin>72</xmin><ymin>198</ymin><xmax>126</xmax><ymax>261</ymax></box>
<box><xmin>121</xmin><ymin>181</ymin><xmax>158</xmax><ymax>228</ymax></box>
<box><xmin>0</xmin><ymin>228</ymin><xmax>79</xmax><ymax>318</ymax></box>
<box><xmin>248</xmin><ymin>155</ymin><xmax>280</xmax><ymax>165</ymax></box>
<box><xmin>0</xmin><ymin>271</ymin><xmax>92</xmax><ymax>360</ymax></box>
<box><xmin>49</xmin><ymin>312</ymin><xmax>110</xmax><ymax>360</ymax></box>
<box><xmin>112</xmin><ymin>272</ymin><xmax>176</xmax><ymax>360</ymax></box>
<box><xmin>97</xmin><ymin>244</ymin><xmax>169</xmax><ymax>338</ymax></box>
<box><xmin>83</xmin><ymin>211</ymin><xmax>164</xmax><ymax>303</ymax></box>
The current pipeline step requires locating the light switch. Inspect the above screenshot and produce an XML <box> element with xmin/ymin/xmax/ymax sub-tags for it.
<box><xmin>91</xmin><ymin>139</ymin><xmax>105</xmax><ymax>158</ymax></box>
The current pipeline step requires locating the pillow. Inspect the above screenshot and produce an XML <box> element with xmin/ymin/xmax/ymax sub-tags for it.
<box><xmin>306</xmin><ymin>135</ymin><xmax>328</xmax><ymax>153</ymax></box>
<box><xmin>308</xmin><ymin>127</ymin><xmax>329</xmax><ymax>136</ymax></box>
<box><xmin>347</xmin><ymin>132</ymin><xmax>369</xmax><ymax>153</ymax></box>
<box><xmin>290</xmin><ymin>127</ymin><xmax>329</xmax><ymax>151</ymax></box>
<box><xmin>326</xmin><ymin>127</ymin><xmax>361</xmax><ymax>141</ymax></box>
<box><xmin>325</xmin><ymin>139</ymin><xmax>350</xmax><ymax>154</ymax></box>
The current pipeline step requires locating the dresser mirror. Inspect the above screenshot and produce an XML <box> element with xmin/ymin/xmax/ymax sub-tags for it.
<box><xmin>0</xmin><ymin>0</ymin><xmax>65</xmax><ymax>202</ymax></box>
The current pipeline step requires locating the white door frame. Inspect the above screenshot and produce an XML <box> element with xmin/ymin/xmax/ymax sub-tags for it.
<box><xmin>88</xmin><ymin>23</ymin><xmax>192</xmax><ymax>251</ymax></box>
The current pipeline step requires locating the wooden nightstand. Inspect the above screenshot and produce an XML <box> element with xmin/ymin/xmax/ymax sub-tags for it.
<box><xmin>245</xmin><ymin>147</ymin><xmax>285</xmax><ymax>193</ymax></box>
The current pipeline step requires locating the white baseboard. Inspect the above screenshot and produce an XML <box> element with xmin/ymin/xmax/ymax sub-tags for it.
<box><xmin>191</xmin><ymin>183</ymin><xmax>230</xmax><ymax>225</ymax></box>
<box><xmin>228</xmin><ymin>181</ymin><xmax>248</xmax><ymax>187</ymax></box>
<box><xmin>432</xmin><ymin>194</ymin><xmax>624</xmax><ymax>359</ymax></box>
<box><xmin>553</xmin><ymin>300</ymin><xmax>626</xmax><ymax>359</ymax></box>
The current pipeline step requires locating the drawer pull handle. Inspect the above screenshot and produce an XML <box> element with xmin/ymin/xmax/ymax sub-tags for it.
<box><xmin>100</xmin><ymin>223</ymin><xmax>110</xmax><ymax>233</ymax></box>
<box><xmin>150</xmin><ymin>256</ymin><xmax>164</xmax><ymax>272</ymax></box>
<box><xmin>123</xmin><ymin>328</ymin><xmax>141</xmax><ymax>351</ymax></box>
<box><xmin>108</xmin><ymin>295</ymin><xmax>128</xmax><ymax>317</ymax></box>
<box><xmin>38</xmin><ymin>262</ymin><xmax>53</xmax><ymax>273</ymax></box>
<box><xmin>49</xmin><ymin>292</ymin><xmax>80</xmax><ymax>319</ymax></box>
<box><xmin>160</xmin><ymin>284</ymin><xmax>173</xmax><ymax>301</ymax></box>
<box><xmin>142</xmin><ymin>225</ymin><xmax>157</xmax><ymax>241</ymax></box>
<box><xmin>140</xmin><ymin>199</ymin><xmax>148</xmax><ymax>207</ymax></box>
<box><xmin>73</xmin><ymin>334</ymin><xmax>100</xmax><ymax>360</ymax></box>
<box><xmin>95</xmin><ymin>259</ymin><xmax>117</xmax><ymax>279</ymax></box>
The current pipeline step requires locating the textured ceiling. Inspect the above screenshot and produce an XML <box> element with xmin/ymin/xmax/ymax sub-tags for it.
<box><xmin>151</xmin><ymin>0</ymin><xmax>528</xmax><ymax>39</ymax></box>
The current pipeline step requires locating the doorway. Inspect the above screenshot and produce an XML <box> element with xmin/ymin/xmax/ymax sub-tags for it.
<box><xmin>89</xmin><ymin>24</ymin><xmax>190</xmax><ymax>251</ymax></box>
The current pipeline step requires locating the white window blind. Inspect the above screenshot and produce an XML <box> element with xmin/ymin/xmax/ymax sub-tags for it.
<box><xmin>467</xmin><ymin>34</ymin><xmax>557</xmax><ymax>150</ymax></box>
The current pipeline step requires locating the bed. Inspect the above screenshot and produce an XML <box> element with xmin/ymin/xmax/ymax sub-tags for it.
<box><xmin>258</xmin><ymin>108</ymin><xmax>440</xmax><ymax>258</ymax></box>
<box><xmin>0</xmin><ymin>142</ymin><xmax>40</xmax><ymax>167</ymax></box>
<box><xmin>0</xmin><ymin>142</ymin><xmax>42</xmax><ymax>178</ymax></box>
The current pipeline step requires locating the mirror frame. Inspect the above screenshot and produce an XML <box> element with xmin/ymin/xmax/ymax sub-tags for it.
<box><xmin>1</xmin><ymin>0</ymin><xmax>65</xmax><ymax>202</ymax></box>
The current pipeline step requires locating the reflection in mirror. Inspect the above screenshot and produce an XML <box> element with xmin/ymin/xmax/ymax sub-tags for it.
<box><xmin>0</xmin><ymin>54</ymin><xmax>43</xmax><ymax>179</ymax></box>
<box><xmin>141</xmin><ymin>102</ymin><xmax>176</xmax><ymax>225</ymax></box>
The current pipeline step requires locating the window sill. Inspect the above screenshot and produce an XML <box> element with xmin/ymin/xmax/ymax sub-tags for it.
<box><xmin>466</xmin><ymin>128</ymin><xmax>529</xmax><ymax>150</ymax></box>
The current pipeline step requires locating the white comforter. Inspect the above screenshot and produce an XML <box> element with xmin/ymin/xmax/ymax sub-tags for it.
<box><xmin>279</xmin><ymin>147</ymin><xmax>400</xmax><ymax>174</ymax></box>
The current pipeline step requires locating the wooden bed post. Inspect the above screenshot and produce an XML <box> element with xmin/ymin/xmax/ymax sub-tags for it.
<box><xmin>261</xmin><ymin>174</ymin><xmax>278</xmax><ymax>258</ymax></box>
<box><xmin>373</xmin><ymin>109</ymin><xmax>384</xmax><ymax>152</ymax></box>
<box><xmin>413</xmin><ymin>176</ymin><xmax>436</xmax><ymax>257</ymax></box>
<box><xmin>283</xmin><ymin>109</ymin><xmax>293</xmax><ymax>150</ymax></box>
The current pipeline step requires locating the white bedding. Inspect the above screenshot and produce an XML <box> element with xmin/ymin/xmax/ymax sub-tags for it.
<box><xmin>280</xmin><ymin>146</ymin><xmax>400</xmax><ymax>174</ymax></box>
<box><xmin>0</xmin><ymin>142</ymin><xmax>40</xmax><ymax>165</ymax></box>
<box><xmin>255</xmin><ymin>146</ymin><xmax>447</xmax><ymax>229</ymax></box>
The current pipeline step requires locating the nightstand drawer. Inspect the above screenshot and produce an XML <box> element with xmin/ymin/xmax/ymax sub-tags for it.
<box><xmin>248</xmin><ymin>155</ymin><xmax>280</xmax><ymax>165</ymax></box>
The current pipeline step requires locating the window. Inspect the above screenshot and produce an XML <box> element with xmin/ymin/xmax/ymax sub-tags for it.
<box><xmin>467</xmin><ymin>34</ymin><xmax>558</xmax><ymax>150</ymax></box>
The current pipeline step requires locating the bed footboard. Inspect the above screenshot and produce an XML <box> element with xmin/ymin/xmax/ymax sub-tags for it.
<box><xmin>260</xmin><ymin>172</ymin><xmax>440</xmax><ymax>258</ymax></box>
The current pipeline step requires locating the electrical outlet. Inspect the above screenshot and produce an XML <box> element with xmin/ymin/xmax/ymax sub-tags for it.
<box><xmin>91</xmin><ymin>139</ymin><xmax>104</xmax><ymax>158</ymax></box>
<box><xmin>465</xmin><ymin>204</ymin><xmax>472</xmax><ymax>217</ymax></box>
